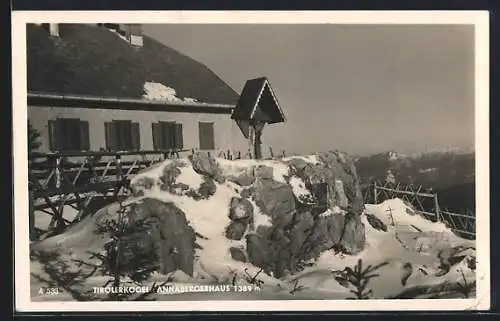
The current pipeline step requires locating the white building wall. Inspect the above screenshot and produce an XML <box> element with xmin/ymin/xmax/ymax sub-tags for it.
<box><xmin>28</xmin><ymin>105</ymin><xmax>250</xmax><ymax>159</ymax></box>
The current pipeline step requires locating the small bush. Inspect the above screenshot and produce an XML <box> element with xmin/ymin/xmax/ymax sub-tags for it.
<box><xmin>334</xmin><ymin>259</ymin><xmax>388</xmax><ymax>299</ymax></box>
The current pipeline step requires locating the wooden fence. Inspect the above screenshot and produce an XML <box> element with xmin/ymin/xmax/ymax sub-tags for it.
<box><xmin>216</xmin><ymin>147</ymin><xmax>288</xmax><ymax>160</ymax></box>
<box><xmin>361</xmin><ymin>181</ymin><xmax>475</xmax><ymax>238</ymax></box>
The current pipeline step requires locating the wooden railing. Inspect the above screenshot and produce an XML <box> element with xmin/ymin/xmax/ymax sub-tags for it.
<box><xmin>28</xmin><ymin>149</ymin><xmax>188</xmax><ymax>237</ymax></box>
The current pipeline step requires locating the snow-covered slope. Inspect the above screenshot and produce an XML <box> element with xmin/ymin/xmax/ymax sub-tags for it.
<box><xmin>291</xmin><ymin>198</ymin><xmax>476</xmax><ymax>299</ymax></box>
<box><xmin>30</xmin><ymin>155</ymin><xmax>476</xmax><ymax>301</ymax></box>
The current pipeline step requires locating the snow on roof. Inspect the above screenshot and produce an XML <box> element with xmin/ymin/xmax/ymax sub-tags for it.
<box><xmin>142</xmin><ymin>81</ymin><xmax>199</xmax><ymax>103</ymax></box>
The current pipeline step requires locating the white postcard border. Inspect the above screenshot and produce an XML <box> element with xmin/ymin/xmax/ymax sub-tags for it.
<box><xmin>12</xmin><ymin>10</ymin><xmax>490</xmax><ymax>312</ymax></box>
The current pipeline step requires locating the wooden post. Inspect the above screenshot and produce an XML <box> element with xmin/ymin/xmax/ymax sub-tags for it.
<box><xmin>55</xmin><ymin>156</ymin><xmax>61</xmax><ymax>189</ymax></box>
<box><xmin>29</xmin><ymin>189</ymin><xmax>37</xmax><ymax>241</ymax></box>
<box><xmin>250</xmin><ymin>121</ymin><xmax>265</xmax><ymax>160</ymax></box>
<box><xmin>434</xmin><ymin>193</ymin><xmax>441</xmax><ymax>222</ymax></box>
<box><xmin>116</xmin><ymin>154</ymin><xmax>122</xmax><ymax>182</ymax></box>
<box><xmin>254</xmin><ymin>128</ymin><xmax>262</xmax><ymax>159</ymax></box>
<box><xmin>373</xmin><ymin>181</ymin><xmax>378</xmax><ymax>204</ymax></box>
<box><xmin>48</xmin><ymin>156</ymin><xmax>63</xmax><ymax>230</ymax></box>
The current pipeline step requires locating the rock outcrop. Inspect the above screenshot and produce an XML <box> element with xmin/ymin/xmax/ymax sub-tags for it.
<box><xmin>126</xmin><ymin>198</ymin><xmax>197</xmax><ymax>276</ymax></box>
<box><xmin>189</xmin><ymin>152</ymin><xmax>225</xmax><ymax>184</ymax></box>
<box><xmin>230</xmin><ymin>151</ymin><xmax>366</xmax><ymax>277</ymax></box>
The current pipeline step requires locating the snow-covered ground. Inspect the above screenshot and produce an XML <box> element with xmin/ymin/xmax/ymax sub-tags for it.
<box><xmin>30</xmin><ymin>157</ymin><xmax>476</xmax><ymax>301</ymax></box>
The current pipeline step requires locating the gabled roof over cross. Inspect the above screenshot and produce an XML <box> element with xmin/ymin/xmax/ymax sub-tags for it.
<box><xmin>231</xmin><ymin>77</ymin><xmax>286</xmax><ymax>139</ymax></box>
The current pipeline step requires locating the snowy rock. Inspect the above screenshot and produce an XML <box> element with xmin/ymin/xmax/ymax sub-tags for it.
<box><xmin>245</xmin><ymin>225</ymin><xmax>292</xmax><ymax>277</ymax></box>
<box><xmin>334</xmin><ymin>180</ymin><xmax>349</xmax><ymax>209</ymax></box>
<box><xmin>229</xmin><ymin>247</ymin><xmax>247</xmax><ymax>262</ymax></box>
<box><xmin>228</xmin><ymin>197</ymin><xmax>254</xmax><ymax>223</ymax></box>
<box><xmin>240</xmin><ymin>187</ymin><xmax>253</xmax><ymax>199</ymax></box>
<box><xmin>285</xmin><ymin>151</ymin><xmax>364</xmax><ymax>215</ymax></box>
<box><xmin>252</xmin><ymin>179</ymin><xmax>296</xmax><ymax>227</ymax></box>
<box><xmin>254</xmin><ymin>165</ymin><xmax>274</xmax><ymax>181</ymax></box>
<box><xmin>130</xmin><ymin>198</ymin><xmax>196</xmax><ymax>276</ymax></box>
<box><xmin>130</xmin><ymin>176</ymin><xmax>155</xmax><ymax>196</ymax></box>
<box><xmin>225</xmin><ymin>221</ymin><xmax>248</xmax><ymax>240</ymax></box>
<box><xmin>317</xmin><ymin>213</ymin><xmax>346</xmax><ymax>247</ymax></box>
<box><xmin>197</xmin><ymin>178</ymin><xmax>217</xmax><ymax>199</ymax></box>
<box><xmin>227</xmin><ymin>168</ymin><xmax>256</xmax><ymax>186</ymax></box>
<box><xmin>189</xmin><ymin>152</ymin><xmax>225</xmax><ymax>184</ymax></box>
<box><xmin>246</xmin><ymin>233</ymin><xmax>271</xmax><ymax>272</ymax></box>
<box><xmin>339</xmin><ymin>214</ymin><xmax>366</xmax><ymax>254</ymax></box>
<box><xmin>158</xmin><ymin>162</ymin><xmax>183</xmax><ymax>192</ymax></box>
<box><xmin>288</xmin><ymin>211</ymin><xmax>319</xmax><ymax>261</ymax></box>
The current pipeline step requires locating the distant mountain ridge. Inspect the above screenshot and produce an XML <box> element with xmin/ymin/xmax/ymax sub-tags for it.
<box><xmin>355</xmin><ymin>150</ymin><xmax>475</xmax><ymax>212</ymax></box>
<box><xmin>27</xmin><ymin>23</ymin><xmax>239</xmax><ymax>105</ymax></box>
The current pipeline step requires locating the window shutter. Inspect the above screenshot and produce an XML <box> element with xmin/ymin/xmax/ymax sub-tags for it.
<box><xmin>123</xmin><ymin>121</ymin><xmax>133</xmax><ymax>150</ymax></box>
<box><xmin>199</xmin><ymin>122</ymin><xmax>215</xmax><ymax>150</ymax></box>
<box><xmin>114</xmin><ymin>120</ymin><xmax>131</xmax><ymax>151</ymax></box>
<box><xmin>167</xmin><ymin>123</ymin><xmax>175</xmax><ymax>149</ymax></box>
<box><xmin>131</xmin><ymin>122</ymin><xmax>141</xmax><ymax>150</ymax></box>
<box><xmin>105</xmin><ymin>122</ymin><xmax>117</xmax><ymax>151</ymax></box>
<box><xmin>48</xmin><ymin>120</ymin><xmax>58</xmax><ymax>151</ymax></box>
<box><xmin>79</xmin><ymin>121</ymin><xmax>90</xmax><ymax>151</ymax></box>
<box><xmin>152</xmin><ymin>123</ymin><xmax>162</xmax><ymax>150</ymax></box>
<box><xmin>198</xmin><ymin>122</ymin><xmax>205</xmax><ymax>150</ymax></box>
<box><xmin>160</xmin><ymin>122</ymin><xmax>175</xmax><ymax>150</ymax></box>
<box><xmin>174</xmin><ymin>123</ymin><xmax>183</xmax><ymax>150</ymax></box>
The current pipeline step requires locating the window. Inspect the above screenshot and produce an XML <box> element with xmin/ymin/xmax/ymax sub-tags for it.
<box><xmin>48</xmin><ymin>118</ymin><xmax>90</xmax><ymax>152</ymax></box>
<box><xmin>152</xmin><ymin>122</ymin><xmax>183</xmax><ymax>150</ymax></box>
<box><xmin>105</xmin><ymin>120</ymin><xmax>140</xmax><ymax>151</ymax></box>
<box><xmin>198</xmin><ymin>122</ymin><xmax>215</xmax><ymax>150</ymax></box>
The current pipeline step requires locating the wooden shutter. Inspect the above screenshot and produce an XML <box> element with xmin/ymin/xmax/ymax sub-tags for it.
<box><xmin>199</xmin><ymin>122</ymin><xmax>215</xmax><ymax>150</ymax></box>
<box><xmin>48</xmin><ymin>120</ymin><xmax>58</xmax><ymax>151</ymax></box>
<box><xmin>174</xmin><ymin>123</ymin><xmax>183</xmax><ymax>150</ymax></box>
<box><xmin>114</xmin><ymin>120</ymin><xmax>131</xmax><ymax>151</ymax></box>
<box><xmin>79</xmin><ymin>121</ymin><xmax>90</xmax><ymax>151</ymax></box>
<box><xmin>160</xmin><ymin>122</ymin><xmax>175</xmax><ymax>149</ymax></box>
<box><xmin>131</xmin><ymin>122</ymin><xmax>141</xmax><ymax>150</ymax></box>
<box><xmin>152</xmin><ymin>123</ymin><xmax>162</xmax><ymax>150</ymax></box>
<box><xmin>105</xmin><ymin>122</ymin><xmax>117</xmax><ymax>151</ymax></box>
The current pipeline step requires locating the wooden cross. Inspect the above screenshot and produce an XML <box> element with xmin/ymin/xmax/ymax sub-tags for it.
<box><xmin>250</xmin><ymin>120</ymin><xmax>265</xmax><ymax>159</ymax></box>
<box><xmin>386</xmin><ymin>206</ymin><xmax>395</xmax><ymax>226</ymax></box>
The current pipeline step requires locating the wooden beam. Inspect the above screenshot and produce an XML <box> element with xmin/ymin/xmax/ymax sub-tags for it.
<box><xmin>375</xmin><ymin>186</ymin><xmax>435</xmax><ymax>198</ymax></box>
<box><xmin>440</xmin><ymin>210</ymin><xmax>476</xmax><ymax>219</ymax></box>
<box><xmin>29</xmin><ymin>149</ymin><xmax>191</xmax><ymax>160</ymax></box>
<box><xmin>31</xmin><ymin>180</ymin><xmax>130</xmax><ymax>199</ymax></box>
<box><xmin>28</xmin><ymin>94</ymin><xmax>235</xmax><ymax>115</ymax></box>
<box><xmin>33</xmin><ymin>198</ymin><xmax>80</xmax><ymax>211</ymax></box>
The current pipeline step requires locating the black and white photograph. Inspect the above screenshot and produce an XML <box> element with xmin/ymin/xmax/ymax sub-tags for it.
<box><xmin>12</xmin><ymin>11</ymin><xmax>489</xmax><ymax>312</ymax></box>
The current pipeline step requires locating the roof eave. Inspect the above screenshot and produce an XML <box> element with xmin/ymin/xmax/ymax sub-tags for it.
<box><xmin>27</xmin><ymin>91</ymin><xmax>236</xmax><ymax>114</ymax></box>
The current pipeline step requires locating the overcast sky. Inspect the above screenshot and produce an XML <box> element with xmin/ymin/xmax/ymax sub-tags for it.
<box><xmin>143</xmin><ymin>24</ymin><xmax>474</xmax><ymax>156</ymax></box>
